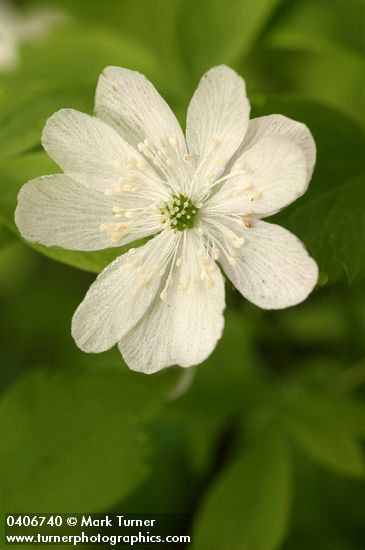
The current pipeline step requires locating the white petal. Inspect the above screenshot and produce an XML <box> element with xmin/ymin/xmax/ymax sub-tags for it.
<box><xmin>205</xmin><ymin>136</ymin><xmax>307</xmax><ymax>218</ymax></box>
<box><xmin>186</xmin><ymin>65</ymin><xmax>250</xmax><ymax>182</ymax></box>
<box><xmin>72</xmin><ymin>231</ymin><xmax>179</xmax><ymax>353</ymax></box>
<box><xmin>42</xmin><ymin>108</ymin><xmax>159</xmax><ymax>193</ymax></box>
<box><xmin>232</xmin><ymin>114</ymin><xmax>316</xmax><ymax>182</ymax></box>
<box><xmin>207</xmin><ymin>218</ymin><xmax>318</xmax><ymax>309</ymax></box>
<box><xmin>15</xmin><ymin>174</ymin><xmax>159</xmax><ymax>251</ymax></box>
<box><xmin>119</xmin><ymin>230</ymin><xmax>225</xmax><ymax>373</ymax></box>
<box><xmin>95</xmin><ymin>66</ymin><xmax>187</xmax><ymax>152</ymax></box>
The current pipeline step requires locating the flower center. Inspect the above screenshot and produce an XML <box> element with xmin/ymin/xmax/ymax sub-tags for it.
<box><xmin>160</xmin><ymin>194</ymin><xmax>198</xmax><ymax>231</ymax></box>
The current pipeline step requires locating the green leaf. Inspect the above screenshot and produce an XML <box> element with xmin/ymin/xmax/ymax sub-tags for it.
<box><xmin>283</xmin><ymin>391</ymin><xmax>364</xmax><ymax>478</ymax></box>
<box><xmin>0</xmin><ymin>362</ymin><xmax>173</xmax><ymax>512</ymax></box>
<box><xmin>278</xmin><ymin>172</ymin><xmax>365</xmax><ymax>284</ymax></box>
<box><xmin>266</xmin><ymin>0</ymin><xmax>365</xmax><ymax>58</ymax></box>
<box><xmin>0</xmin><ymin>152</ymin><xmax>145</xmax><ymax>272</ymax></box>
<box><xmin>0</xmin><ymin>223</ymin><xmax>15</xmax><ymax>249</ymax></box>
<box><xmin>253</xmin><ymin>96</ymin><xmax>365</xmax><ymax>284</ymax></box>
<box><xmin>164</xmin><ymin>311</ymin><xmax>266</xmax><ymax>474</ymax></box>
<box><xmin>0</xmin><ymin>24</ymin><xmax>160</xmax><ymax>159</ymax></box>
<box><xmin>17</xmin><ymin>24</ymin><xmax>159</xmax><ymax>84</ymax></box>
<box><xmin>48</xmin><ymin>1</ymin><xmax>189</xmax><ymax>98</ymax></box>
<box><xmin>256</xmin><ymin>0</ymin><xmax>365</xmax><ymax>122</ymax></box>
<box><xmin>0</xmin><ymin>81</ymin><xmax>93</xmax><ymax>158</ymax></box>
<box><xmin>177</xmin><ymin>0</ymin><xmax>283</xmax><ymax>77</ymax></box>
<box><xmin>193</xmin><ymin>430</ymin><xmax>292</xmax><ymax>550</ymax></box>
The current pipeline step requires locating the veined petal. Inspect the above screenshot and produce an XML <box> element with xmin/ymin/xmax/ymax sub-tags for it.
<box><xmin>95</xmin><ymin>67</ymin><xmax>191</xmax><ymax>190</ymax></box>
<box><xmin>119</xmin><ymin>230</ymin><xmax>225</xmax><ymax>373</ymax></box>
<box><xmin>95</xmin><ymin>66</ymin><xmax>187</xmax><ymax>152</ymax></box>
<box><xmin>72</xmin><ymin>230</ymin><xmax>179</xmax><ymax>353</ymax></box>
<box><xmin>205</xmin><ymin>217</ymin><xmax>318</xmax><ymax>309</ymax></box>
<box><xmin>186</xmin><ymin>66</ymin><xmax>250</xmax><ymax>184</ymax></box>
<box><xmin>15</xmin><ymin>174</ymin><xmax>160</xmax><ymax>251</ymax></box>
<box><xmin>42</xmin><ymin>108</ymin><xmax>160</xmax><ymax>193</ymax></box>
<box><xmin>204</xmin><ymin>136</ymin><xmax>307</xmax><ymax>218</ymax></box>
<box><xmin>232</xmin><ymin>114</ymin><xmax>316</xmax><ymax>182</ymax></box>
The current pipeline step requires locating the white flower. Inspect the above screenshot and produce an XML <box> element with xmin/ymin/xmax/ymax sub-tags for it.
<box><xmin>15</xmin><ymin>65</ymin><xmax>318</xmax><ymax>373</ymax></box>
<box><xmin>0</xmin><ymin>0</ymin><xmax>65</xmax><ymax>70</ymax></box>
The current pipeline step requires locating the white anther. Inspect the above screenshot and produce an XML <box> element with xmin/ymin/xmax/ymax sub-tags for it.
<box><xmin>243</xmin><ymin>218</ymin><xmax>252</xmax><ymax>229</ymax></box>
<box><xmin>232</xmin><ymin>237</ymin><xmax>245</xmax><ymax>249</ymax></box>
<box><xmin>168</xmin><ymin>137</ymin><xmax>178</xmax><ymax>148</ymax></box>
<box><xmin>114</xmin><ymin>223</ymin><xmax>128</xmax><ymax>233</ymax></box>
<box><xmin>127</xmin><ymin>158</ymin><xmax>136</xmax><ymax>168</ymax></box>
<box><xmin>209</xmin><ymin>137</ymin><xmax>220</xmax><ymax>150</ymax></box>
<box><xmin>206</xmin><ymin>276</ymin><xmax>215</xmax><ymax>287</ymax></box>
<box><xmin>139</xmin><ymin>278</ymin><xmax>150</xmax><ymax>288</ymax></box>
<box><xmin>112</xmin><ymin>205</ymin><xmax>124</xmax><ymax>213</ymax></box>
<box><xmin>214</xmin><ymin>156</ymin><xmax>225</xmax><ymax>166</ymax></box>
<box><xmin>104</xmin><ymin>188</ymin><xmax>118</xmax><ymax>196</ymax></box>
<box><xmin>213</xmin><ymin>250</ymin><xmax>220</xmax><ymax>260</ymax></box>
<box><xmin>178</xmin><ymin>276</ymin><xmax>188</xmax><ymax>288</ymax></box>
<box><xmin>242</xmin><ymin>184</ymin><xmax>252</xmax><ymax>191</ymax></box>
<box><xmin>183</xmin><ymin>154</ymin><xmax>192</xmax><ymax>163</ymax></box>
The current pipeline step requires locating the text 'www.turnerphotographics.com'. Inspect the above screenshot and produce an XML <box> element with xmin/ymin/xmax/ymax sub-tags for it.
<box><xmin>5</xmin><ymin>514</ymin><xmax>192</xmax><ymax>546</ymax></box>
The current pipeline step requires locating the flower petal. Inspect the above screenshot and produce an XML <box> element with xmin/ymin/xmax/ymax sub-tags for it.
<box><xmin>119</xmin><ymin>230</ymin><xmax>225</xmax><ymax>373</ymax></box>
<box><xmin>207</xmin><ymin>218</ymin><xmax>318</xmax><ymax>309</ymax></box>
<box><xmin>205</xmin><ymin>136</ymin><xmax>307</xmax><ymax>218</ymax></box>
<box><xmin>232</xmin><ymin>114</ymin><xmax>316</xmax><ymax>182</ymax></box>
<box><xmin>42</xmin><ymin>108</ymin><xmax>159</xmax><ymax>193</ymax></box>
<box><xmin>72</xmin><ymin>230</ymin><xmax>179</xmax><ymax>353</ymax></box>
<box><xmin>186</xmin><ymin>65</ymin><xmax>250</xmax><ymax>182</ymax></box>
<box><xmin>15</xmin><ymin>174</ymin><xmax>160</xmax><ymax>251</ymax></box>
<box><xmin>95</xmin><ymin>66</ymin><xmax>187</xmax><ymax>152</ymax></box>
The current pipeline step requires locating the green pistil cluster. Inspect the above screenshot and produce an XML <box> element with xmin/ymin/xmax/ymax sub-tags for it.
<box><xmin>161</xmin><ymin>194</ymin><xmax>198</xmax><ymax>231</ymax></box>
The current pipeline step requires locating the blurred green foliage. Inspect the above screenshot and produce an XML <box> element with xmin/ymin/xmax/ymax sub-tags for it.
<box><xmin>1</xmin><ymin>0</ymin><xmax>365</xmax><ymax>548</ymax></box>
